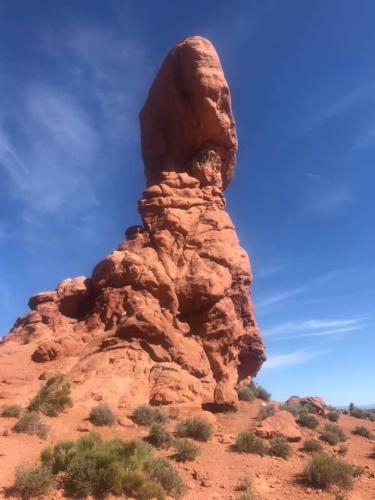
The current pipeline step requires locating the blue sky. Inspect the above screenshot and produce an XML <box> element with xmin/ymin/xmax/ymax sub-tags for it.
<box><xmin>0</xmin><ymin>1</ymin><xmax>374</xmax><ymax>406</ymax></box>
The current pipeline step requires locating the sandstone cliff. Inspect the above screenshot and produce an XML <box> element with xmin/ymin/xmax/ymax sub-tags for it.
<box><xmin>0</xmin><ymin>36</ymin><xmax>265</xmax><ymax>412</ymax></box>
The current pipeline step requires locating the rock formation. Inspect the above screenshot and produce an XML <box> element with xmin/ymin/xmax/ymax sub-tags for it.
<box><xmin>0</xmin><ymin>36</ymin><xmax>265</xmax><ymax>412</ymax></box>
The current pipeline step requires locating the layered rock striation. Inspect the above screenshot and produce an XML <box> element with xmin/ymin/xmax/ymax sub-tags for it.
<box><xmin>0</xmin><ymin>36</ymin><xmax>265</xmax><ymax>411</ymax></box>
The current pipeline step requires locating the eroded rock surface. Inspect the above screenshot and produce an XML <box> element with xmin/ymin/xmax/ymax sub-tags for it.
<box><xmin>0</xmin><ymin>36</ymin><xmax>265</xmax><ymax>411</ymax></box>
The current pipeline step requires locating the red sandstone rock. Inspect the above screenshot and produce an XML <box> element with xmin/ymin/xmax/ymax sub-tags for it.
<box><xmin>256</xmin><ymin>410</ymin><xmax>302</xmax><ymax>442</ymax></box>
<box><xmin>286</xmin><ymin>395</ymin><xmax>327</xmax><ymax>415</ymax></box>
<box><xmin>0</xmin><ymin>36</ymin><xmax>265</xmax><ymax>412</ymax></box>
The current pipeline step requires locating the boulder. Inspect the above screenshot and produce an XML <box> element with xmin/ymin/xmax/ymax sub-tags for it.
<box><xmin>256</xmin><ymin>410</ymin><xmax>302</xmax><ymax>442</ymax></box>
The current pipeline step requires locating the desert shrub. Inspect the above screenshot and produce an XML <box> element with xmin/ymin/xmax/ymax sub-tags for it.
<box><xmin>304</xmin><ymin>452</ymin><xmax>355</xmax><ymax>489</ymax></box>
<box><xmin>298</xmin><ymin>413</ymin><xmax>319</xmax><ymax>429</ymax></box>
<box><xmin>137</xmin><ymin>480</ymin><xmax>166</xmax><ymax>500</ymax></box>
<box><xmin>132</xmin><ymin>404</ymin><xmax>168</xmax><ymax>426</ymax></box>
<box><xmin>237</xmin><ymin>385</ymin><xmax>255</xmax><ymax>402</ymax></box>
<box><xmin>353</xmin><ymin>425</ymin><xmax>373</xmax><ymax>439</ymax></box>
<box><xmin>89</xmin><ymin>403</ymin><xmax>116</xmax><ymax>426</ymax></box>
<box><xmin>13</xmin><ymin>412</ymin><xmax>48</xmax><ymax>439</ymax></box>
<box><xmin>147</xmin><ymin>423</ymin><xmax>174</xmax><ymax>449</ymax></box>
<box><xmin>321</xmin><ymin>431</ymin><xmax>340</xmax><ymax>445</ymax></box>
<box><xmin>337</xmin><ymin>444</ymin><xmax>348</xmax><ymax>456</ymax></box>
<box><xmin>327</xmin><ymin>411</ymin><xmax>339</xmax><ymax>422</ymax></box>
<box><xmin>325</xmin><ymin>423</ymin><xmax>346</xmax><ymax>441</ymax></box>
<box><xmin>348</xmin><ymin>405</ymin><xmax>375</xmax><ymax>421</ymax></box>
<box><xmin>174</xmin><ymin>439</ymin><xmax>200</xmax><ymax>462</ymax></box>
<box><xmin>12</xmin><ymin>464</ymin><xmax>53</xmax><ymax>498</ymax></box>
<box><xmin>28</xmin><ymin>374</ymin><xmax>72</xmax><ymax>417</ymax></box>
<box><xmin>280</xmin><ymin>403</ymin><xmax>305</xmax><ymax>417</ymax></box>
<box><xmin>176</xmin><ymin>416</ymin><xmax>213</xmax><ymax>442</ymax></box>
<box><xmin>1</xmin><ymin>404</ymin><xmax>23</xmax><ymax>418</ymax></box>
<box><xmin>236</xmin><ymin>475</ymin><xmax>253</xmax><ymax>492</ymax></box>
<box><xmin>250</xmin><ymin>381</ymin><xmax>271</xmax><ymax>401</ymax></box>
<box><xmin>41</xmin><ymin>440</ymin><xmax>77</xmax><ymax>474</ymax></box>
<box><xmin>257</xmin><ymin>404</ymin><xmax>275</xmax><ymax>421</ymax></box>
<box><xmin>269</xmin><ymin>437</ymin><xmax>291</xmax><ymax>459</ymax></box>
<box><xmin>144</xmin><ymin>457</ymin><xmax>185</xmax><ymax>498</ymax></box>
<box><xmin>302</xmin><ymin>439</ymin><xmax>322</xmax><ymax>454</ymax></box>
<box><xmin>236</xmin><ymin>495</ymin><xmax>259</xmax><ymax>500</ymax></box>
<box><xmin>234</xmin><ymin>432</ymin><xmax>267</xmax><ymax>455</ymax></box>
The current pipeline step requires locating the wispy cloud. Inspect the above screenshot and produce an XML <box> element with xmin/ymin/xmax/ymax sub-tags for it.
<box><xmin>263</xmin><ymin>317</ymin><xmax>364</xmax><ymax>339</ymax></box>
<box><xmin>302</xmin><ymin>172</ymin><xmax>353</xmax><ymax>216</ymax></box>
<box><xmin>263</xmin><ymin>348</ymin><xmax>327</xmax><ymax>369</ymax></box>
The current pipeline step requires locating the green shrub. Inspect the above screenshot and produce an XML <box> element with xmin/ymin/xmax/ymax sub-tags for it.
<box><xmin>353</xmin><ymin>425</ymin><xmax>373</xmax><ymax>439</ymax></box>
<box><xmin>337</xmin><ymin>444</ymin><xmax>348</xmax><ymax>456</ymax></box>
<box><xmin>327</xmin><ymin>411</ymin><xmax>339</xmax><ymax>422</ymax></box>
<box><xmin>304</xmin><ymin>452</ymin><xmax>355</xmax><ymax>489</ymax></box>
<box><xmin>269</xmin><ymin>437</ymin><xmax>291</xmax><ymax>459</ymax></box>
<box><xmin>138</xmin><ymin>480</ymin><xmax>166</xmax><ymax>500</ymax></box>
<box><xmin>321</xmin><ymin>431</ymin><xmax>340</xmax><ymax>445</ymax></box>
<box><xmin>147</xmin><ymin>424</ymin><xmax>173</xmax><ymax>449</ymax></box>
<box><xmin>237</xmin><ymin>385</ymin><xmax>255</xmax><ymax>402</ymax></box>
<box><xmin>349</xmin><ymin>405</ymin><xmax>375</xmax><ymax>421</ymax></box>
<box><xmin>176</xmin><ymin>416</ymin><xmax>213</xmax><ymax>442</ymax></box>
<box><xmin>28</xmin><ymin>374</ymin><xmax>72</xmax><ymax>417</ymax></box>
<box><xmin>174</xmin><ymin>439</ymin><xmax>200</xmax><ymax>462</ymax></box>
<box><xmin>89</xmin><ymin>403</ymin><xmax>116</xmax><ymax>427</ymax></box>
<box><xmin>132</xmin><ymin>404</ymin><xmax>168</xmax><ymax>426</ymax></box>
<box><xmin>302</xmin><ymin>439</ymin><xmax>322</xmax><ymax>454</ymax></box>
<box><xmin>325</xmin><ymin>423</ymin><xmax>346</xmax><ymax>441</ymax></box>
<box><xmin>280</xmin><ymin>403</ymin><xmax>305</xmax><ymax>417</ymax></box>
<box><xmin>249</xmin><ymin>381</ymin><xmax>271</xmax><ymax>401</ymax></box>
<box><xmin>257</xmin><ymin>404</ymin><xmax>275</xmax><ymax>421</ymax></box>
<box><xmin>13</xmin><ymin>412</ymin><xmax>48</xmax><ymax>439</ymax></box>
<box><xmin>298</xmin><ymin>413</ymin><xmax>319</xmax><ymax>429</ymax></box>
<box><xmin>12</xmin><ymin>465</ymin><xmax>53</xmax><ymax>498</ymax></box>
<box><xmin>41</xmin><ymin>440</ymin><xmax>77</xmax><ymax>474</ymax></box>
<box><xmin>144</xmin><ymin>457</ymin><xmax>185</xmax><ymax>498</ymax></box>
<box><xmin>1</xmin><ymin>404</ymin><xmax>23</xmax><ymax>418</ymax></box>
<box><xmin>234</xmin><ymin>432</ymin><xmax>267</xmax><ymax>455</ymax></box>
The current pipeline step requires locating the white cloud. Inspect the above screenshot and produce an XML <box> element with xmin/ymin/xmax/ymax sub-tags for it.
<box><xmin>263</xmin><ymin>317</ymin><xmax>364</xmax><ymax>339</ymax></box>
<box><xmin>263</xmin><ymin>349</ymin><xmax>327</xmax><ymax>369</ymax></box>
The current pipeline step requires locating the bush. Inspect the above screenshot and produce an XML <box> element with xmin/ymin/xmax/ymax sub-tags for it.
<box><xmin>304</xmin><ymin>452</ymin><xmax>355</xmax><ymax>489</ymax></box>
<box><xmin>28</xmin><ymin>374</ymin><xmax>72</xmax><ymax>417</ymax></box>
<box><xmin>236</xmin><ymin>475</ymin><xmax>253</xmax><ymax>491</ymax></box>
<box><xmin>280</xmin><ymin>403</ymin><xmax>306</xmax><ymax>417</ymax></box>
<box><xmin>257</xmin><ymin>404</ymin><xmax>275</xmax><ymax>421</ymax></box>
<box><xmin>89</xmin><ymin>403</ymin><xmax>116</xmax><ymax>427</ymax></box>
<box><xmin>327</xmin><ymin>411</ymin><xmax>339</xmax><ymax>422</ymax></box>
<box><xmin>147</xmin><ymin>424</ymin><xmax>174</xmax><ymax>449</ymax></box>
<box><xmin>174</xmin><ymin>439</ymin><xmax>200</xmax><ymax>462</ymax></box>
<box><xmin>325</xmin><ymin>423</ymin><xmax>346</xmax><ymax>441</ymax></box>
<box><xmin>302</xmin><ymin>439</ymin><xmax>322</xmax><ymax>454</ymax></box>
<box><xmin>39</xmin><ymin>433</ymin><xmax>184</xmax><ymax>498</ymax></box>
<box><xmin>349</xmin><ymin>405</ymin><xmax>375</xmax><ymax>421</ymax></box>
<box><xmin>321</xmin><ymin>431</ymin><xmax>340</xmax><ymax>445</ymax></box>
<box><xmin>132</xmin><ymin>404</ymin><xmax>168</xmax><ymax>426</ymax></box>
<box><xmin>176</xmin><ymin>417</ymin><xmax>213</xmax><ymax>442</ymax></box>
<box><xmin>337</xmin><ymin>444</ymin><xmax>348</xmax><ymax>456</ymax></box>
<box><xmin>234</xmin><ymin>432</ymin><xmax>267</xmax><ymax>455</ymax></box>
<box><xmin>1</xmin><ymin>404</ymin><xmax>23</xmax><ymax>418</ymax></box>
<box><xmin>298</xmin><ymin>413</ymin><xmax>319</xmax><ymax>429</ymax></box>
<box><xmin>13</xmin><ymin>412</ymin><xmax>48</xmax><ymax>439</ymax></box>
<box><xmin>353</xmin><ymin>425</ymin><xmax>373</xmax><ymax>439</ymax></box>
<box><xmin>250</xmin><ymin>381</ymin><xmax>271</xmax><ymax>401</ymax></box>
<box><xmin>144</xmin><ymin>457</ymin><xmax>185</xmax><ymax>498</ymax></box>
<box><xmin>269</xmin><ymin>437</ymin><xmax>291</xmax><ymax>459</ymax></box>
<box><xmin>237</xmin><ymin>385</ymin><xmax>255</xmax><ymax>402</ymax></box>
<box><xmin>12</xmin><ymin>465</ymin><xmax>53</xmax><ymax>498</ymax></box>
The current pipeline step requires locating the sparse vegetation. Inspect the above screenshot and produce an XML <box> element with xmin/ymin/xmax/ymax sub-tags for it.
<box><xmin>302</xmin><ymin>439</ymin><xmax>322</xmax><ymax>454</ymax></box>
<box><xmin>257</xmin><ymin>403</ymin><xmax>275</xmax><ymax>421</ymax></box>
<box><xmin>303</xmin><ymin>452</ymin><xmax>355</xmax><ymax>490</ymax></box>
<box><xmin>176</xmin><ymin>416</ymin><xmax>213</xmax><ymax>442</ymax></box>
<box><xmin>327</xmin><ymin>411</ymin><xmax>340</xmax><ymax>422</ymax></box>
<box><xmin>174</xmin><ymin>439</ymin><xmax>200</xmax><ymax>462</ymax></box>
<box><xmin>28</xmin><ymin>374</ymin><xmax>72</xmax><ymax>417</ymax></box>
<box><xmin>234</xmin><ymin>432</ymin><xmax>267</xmax><ymax>455</ymax></box>
<box><xmin>321</xmin><ymin>431</ymin><xmax>340</xmax><ymax>445</ymax></box>
<box><xmin>281</xmin><ymin>401</ymin><xmax>318</xmax><ymax>416</ymax></box>
<box><xmin>13</xmin><ymin>412</ymin><xmax>48</xmax><ymax>439</ymax></box>
<box><xmin>1</xmin><ymin>404</ymin><xmax>23</xmax><ymax>418</ymax></box>
<box><xmin>147</xmin><ymin>423</ymin><xmax>174</xmax><ymax>449</ymax></box>
<box><xmin>132</xmin><ymin>404</ymin><xmax>168</xmax><ymax>426</ymax></box>
<box><xmin>88</xmin><ymin>402</ymin><xmax>116</xmax><ymax>426</ymax></box>
<box><xmin>235</xmin><ymin>475</ymin><xmax>259</xmax><ymax>499</ymax></box>
<box><xmin>297</xmin><ymin>413</ymin><xmax>319</xmax><ymax>429</ymax></box>
<box><xmin>325</xmin><ymin>423</ymin><xmax>346</xmax><ymax>441</ymax></box>
<box><xmin>237</xmin><ymin>385</ymin><xmax>255</xmax><ymax>402</ymax></box>
<box><xmin>12</xmin><ymin>465</ymin><xmax>53</xmax><ymax>498</ymax></box>
<box><xmin>269</xmin><ymin>437</ymin><xmax>291</xmax><ymax>459</ymax></box>
<box><xmin>348</xmin><ymin>404</ymin><xmax>375</xmax><ymax>422</ymax></box>
<box><xmin>353</xmin><ymin>425</ymin><xmax>373</xmax><ymax>439</ymax></box>
<box><xmin>38</xmin><ymin>433</ymin><xmax>185</xmax><ymax>498</ymax></box>
<box><xmin>337</xmin><ymin>444</ymin><xmax>348</xmax><ymax>456</ymax></box>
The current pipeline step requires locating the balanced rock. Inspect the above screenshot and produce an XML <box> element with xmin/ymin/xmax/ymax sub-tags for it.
<box><xmin>0</xmin><ymin>36</ymin><xmax>265</xmax><ymax>412</ymax></box>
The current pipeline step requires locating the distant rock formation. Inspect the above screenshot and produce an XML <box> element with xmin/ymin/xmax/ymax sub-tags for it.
<box><xmin>0</xmin><ymin>36</ymin><xmax>265</xmax><ymax>411</ymax></box>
